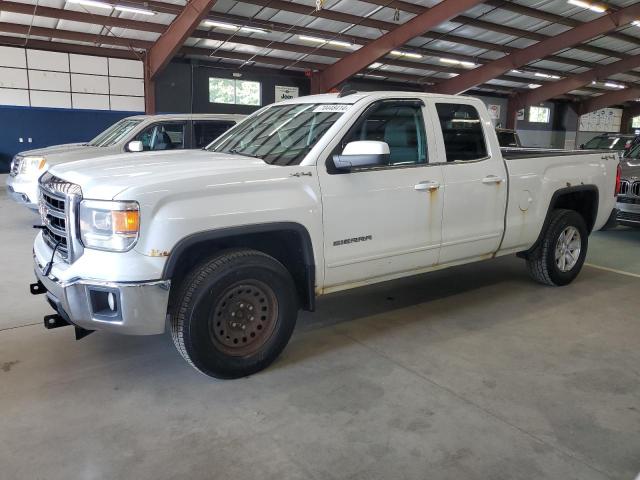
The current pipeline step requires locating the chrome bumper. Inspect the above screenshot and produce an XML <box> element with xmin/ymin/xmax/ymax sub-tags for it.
<box><xmin>34</xmin><ymin>258</ymin><xmax>170</xmax><ymax>335</ymax></box>
<box><xmin>616</xmin><ymin>199</ymin><xmax>640</xmax><ymax>226</ymax></box>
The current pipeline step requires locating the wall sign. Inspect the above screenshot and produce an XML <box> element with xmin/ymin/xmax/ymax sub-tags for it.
<box><xmin>516</xmin><ymin>109</ymin><xmax>525</xmax><ymax>121</ymax></box>
<box><xmin>579</xmin><ymin>108</ymin><xmax>622</xmax><ymax>133</ymax></box>
<box><xmin>487</xmin><ymin>104</ymin><xmax>501</xmax><ymax>120</ymax></box>
<box><xmin>275</xmin><ymin>85</ymin><xmax>299</xmax><ymax>101</ymax></box>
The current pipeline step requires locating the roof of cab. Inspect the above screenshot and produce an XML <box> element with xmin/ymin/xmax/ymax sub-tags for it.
<box><xmin>122</xmin><ymin>113</ymin><xmax>247</xmax><ymax>121</ymax></box>
<box><xmin>274</xmin><ymin>91</ymin><xmax>480</xmax><ymax>106</ymax></box>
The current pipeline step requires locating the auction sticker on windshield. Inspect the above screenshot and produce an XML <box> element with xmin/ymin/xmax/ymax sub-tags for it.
<box><xmin>313</xmin><ymin>104</ymin><xmax>351</xmax><ymax>113</ymax></box>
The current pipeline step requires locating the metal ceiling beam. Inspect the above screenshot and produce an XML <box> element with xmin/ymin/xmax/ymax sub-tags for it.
<box><xmin>579</xmin><ymin>87</ymin><xmax>640</xmax><ymax>115</ymax></box>
<box><xmin>310</xmin><ymin>0</ymin><xmax>487</xmax><ymax>92</ymax></box>
<box><xmin>484</xmin><ymin>0</ymin><xmax>640</xmax><ymax>47</ymax></box>
<box><xmin>0</xmin><ymin>22</ymin><xmax>151</xmax><ymax>50</ymax></box>
<box><xmin>146</xmin><ymin>0</ymin><xmax>217</xmax><ymax>79</ymax></box>
<box><xmin>0</xmin><ymin>35</ymin><xmax>141</xmax><ymax>59</ymax></box>
<box><xmin>432</xmin><ymin>4</ymin><xmax>640</xmax><ymax>95</ymax></box>
<box><xmin>512</xmin><ymin>54</ymin><xmax>640</xmax><ymax>112</ymax></box>
<box><xmin>239</xmin><ymin>0</ymin><xmax>632</xmax><ymax>61</ymax></box>
<box><xmin>3</xmin><ymin>0</ymin><xmax>624</xmax><ymax>76</ymax></box>
<box><xmin>360</xmin><ymin>0</ymin><xmax>640</xmax><ymax>48</ymax></box>
<box><xmin>207</xmin><ymin>10</ymin><xmax>638</xmax><ymax>75</ymax></box>
<box><xmin>0</xmin><ymin>1</ymin><xmax>165</xmax><ymax>33</ymax></box>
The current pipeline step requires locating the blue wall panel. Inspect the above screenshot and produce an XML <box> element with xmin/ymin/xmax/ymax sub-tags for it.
<box><xmin>0</xmin><ymin>106</ymin><xmax>137</xmax><ymax>173</ymax></box>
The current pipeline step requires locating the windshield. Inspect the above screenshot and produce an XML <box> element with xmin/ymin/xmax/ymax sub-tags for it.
<box><xmin>584</xmin><ymin>136</ymin><xmax>631</xmax><ymax>150</ymax></box>
<box><xmin>208</xmin><ymin>103</ymin><xmax>348</xmax><ymax>165</ymax></box>
<box><xmin>89</xmin><ymin>119</ymin><xmax>143</xmax><ymax>147</ymax></box>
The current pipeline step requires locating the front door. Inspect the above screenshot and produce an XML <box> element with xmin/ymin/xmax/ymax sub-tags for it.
<box><xmin>319</xmin><ymin>99</ymin><xmax>444</xmax><ymax>289</ymax></box>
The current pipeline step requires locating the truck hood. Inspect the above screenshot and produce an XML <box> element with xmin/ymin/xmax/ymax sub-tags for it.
<box><xmin>49</xmin><ymin>149</ymin><xmax>276</xmax><ymax>199</ymax></box>
<box><xmin>19</xmin><ymin>143</ymin><xmax>98</xmax><ymax>160</ymax></box>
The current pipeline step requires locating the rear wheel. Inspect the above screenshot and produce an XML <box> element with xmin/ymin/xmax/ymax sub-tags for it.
<box><xmin>526</xmin><ymin>209</ymin><xmax>588</xmax><ymax>286</ymax></box>
<box><xmin>170</xmin><ymin>249</ymin><xmax>298</xmax><ymax>379</ymax></box>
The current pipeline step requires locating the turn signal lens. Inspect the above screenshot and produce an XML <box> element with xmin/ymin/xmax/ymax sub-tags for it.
<box><xmin>113</xmin><ymin>210</ymin><xmax>140</xmax><ymax>233</ymax></box>
<box><xmin>615</xmin><ymin>163</ymin><xmax>621</xmax><ymax>196</ymax></box>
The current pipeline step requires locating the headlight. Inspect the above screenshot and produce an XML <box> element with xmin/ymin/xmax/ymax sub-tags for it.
<box><xmin>20</xmin><ymin>156</ymin><xmax>47</xmax><ymax>175</ymax></box>
<box><xmin>79</xmin><ymin>200</ymin><xmax>140</xmax><ymax>252</ymax></box>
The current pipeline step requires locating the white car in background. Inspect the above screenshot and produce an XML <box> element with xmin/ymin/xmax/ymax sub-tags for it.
<box><xmin>6</xmin><ymin>113</ymin><xmax>245</xmax><ymax>209</ymax></box>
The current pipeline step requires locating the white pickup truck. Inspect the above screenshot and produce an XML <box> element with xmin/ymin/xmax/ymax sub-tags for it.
<box><xmin>31</xmin><ymin>92</ymin><xmax>620</xmax><ymax>379</ymax></box>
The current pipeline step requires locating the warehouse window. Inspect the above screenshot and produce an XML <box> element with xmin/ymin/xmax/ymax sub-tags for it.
<box><xmin>209</xmin><ymin>77</ymin><xmax>261</xmax><ymax>106</ymax></box>
<box><xmin>632</xmin><ymin>116</ymin><xmax>640</xmax><ymax>129</ymax></box>
<box><xmin>529</xmin><ymin>106</ymin><xmax>550</xmax><ymax>123</ymax></box>
<box><xmin>436</xmin><ymin>103</ymin><xmax>487</xmax><ymax>162</ymax></box>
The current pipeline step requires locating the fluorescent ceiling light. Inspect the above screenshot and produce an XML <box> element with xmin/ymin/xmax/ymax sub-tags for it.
<box><xmin>370</xmin><ymin>62</ymin><xmax>383</xmax><ymax>69</ymax></box>
<box><xmin>440</xmin><ymin>57</ymin><xmax>476</xmax><ymax>67</ymax></box>
<box><xmin>298</xmin><ymin>35</ymin><xmax>352</xmax><ymax>48</ymax></box>
<box><xmin>567</xmin><ymin>0</ymin><xmax>607</xmax><ymax>13</ymax></box>
<box><xmin>114</xmin><ymin>5</ymin><xmax>155</xmax><ymax>15</ymax></box>
<box><xmin>633</xmin><ymin>20</ymin><xmax>640</xmax><ymax>27</ymax></box>
<box><xmin>534</xmin><ymin>72</ymin><xmax>561</xmax><ymax>79</ymax></box>
<box><xmin>510</xmin><ymin>69</ymin><xmax>523</xmax><ymax>74</ymax></box>
<box><xmin>205</xmin><ymin>20</ymin><xmax>268</xmax><ymax>33</ymax></box>
<box><xmin>528</xmin><ymin>84</ymin><xmax>541</xmax><ymax>89</ymax></box>
<box><xmin>67</xmin><ymin>0</ymin><xmax>113</xmax><ymax>9</ymax></box>
<box><xmin>390</xmin><ymin>50</ymin><xmax>422</xmax><ymax>59</ymax></box>
<box><xmin>604</xmin><ymin>82</ymin><xmax>625</xmax><ymax>89</ymax></box>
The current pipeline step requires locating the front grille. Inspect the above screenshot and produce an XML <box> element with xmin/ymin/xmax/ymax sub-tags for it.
<box><xmin>38</xmin><ymin>172</ymin><xmax>82</xmax><ymax>263</ymax></box>
<box><xmin>632</xmin><ymin>181</ymin><xmax>640</xmax><ymax>197</ymax></box>
<box><xmin>40</xmin><ymin>188</ymin><xmax>69</xmax><ymax>259</ymax></box>
<box><xmin>619</xmin><ymin>180</ymin><xmax>630</xmax><ymax>195</ymax></box>
<box><xmin>9</xmin><ymin>156</ymin><xmax>21</xmax><ymax>176</ymax></box>
<box><xmin>617</xmin><ymin>211</ymin><xmax>640</xmax><ymax>223</ymax></box>
<box><xmin>617</xmin><ymin>196</ymin><xmax>640</xmax><ymax>205</ymax></box>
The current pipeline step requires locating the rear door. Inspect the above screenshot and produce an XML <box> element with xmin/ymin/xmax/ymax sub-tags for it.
<box><xmin>192</xmin><ymin>120</ymin><xmax>237</xmax><ymax>148</ymax></box>
<box><xmin>429</xmin><ymin>100</ymin><xmax>507</xmax><ymax>264</ymax></box>
<box><xmin>319</xmin><ymin>99</ymin><xmax>444</xmax><ymax>288</ymax></box>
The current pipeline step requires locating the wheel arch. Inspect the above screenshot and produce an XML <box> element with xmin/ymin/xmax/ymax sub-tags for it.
<box><xmin>521</xmin><ymin>185</ymin><xmax>599</xmax><ymax>256</ymax></box>
<box><xmin>163</xmin><ymin>222</ymin><xmax>316</xmax><ymax>311</ymax></box>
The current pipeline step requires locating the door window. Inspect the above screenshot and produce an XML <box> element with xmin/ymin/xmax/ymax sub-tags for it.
<box><xmin>193</xmin><ymin>121</ymin><xmax>236</xmax><ymax>148</ymax></box>
<box><xmin>134</xmin><ymin>122</ymin><xmax>186</xmax><ymax>151</ymax></box>
<box><xmin>435</xmin><ymin>103</ymin><xmax>487</xmax><ymax>162</ymax></box>
<box><xmin>341</xmin><ymin>101</ymin><xmax>427</xmax><ymax>166</ymax></box>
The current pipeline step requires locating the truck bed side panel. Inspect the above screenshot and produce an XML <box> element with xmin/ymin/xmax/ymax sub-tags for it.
<box><xmin>500</xmin><ymin>151</ymin><xmax>617</xmax><ymax>253</ymax></box>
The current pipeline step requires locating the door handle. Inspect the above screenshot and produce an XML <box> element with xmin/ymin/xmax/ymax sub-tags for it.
<box><xmin>415</xmin><ymin>181</ymin><xmax>440</xmax><ymax>192</ymax></box>
<box><xmin>482</xmin><ymin>175</ymin><xmax>504</xmax><ymax>185</ymax></box>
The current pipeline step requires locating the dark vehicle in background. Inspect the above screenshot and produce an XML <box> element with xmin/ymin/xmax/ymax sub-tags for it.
<box><xmin>581</xmin><ymin>133</ymin><xmax>638</xmax><ymax>152</ymax></box>
<box><xmin>496</xmin><ymin>128</ymin><xmax>522</xmax><ymax>148</ymax></box>
<box><xmin>616</xmin><ymin>144</ymin><xmax>640</xmax><ymax>227</ymax></box>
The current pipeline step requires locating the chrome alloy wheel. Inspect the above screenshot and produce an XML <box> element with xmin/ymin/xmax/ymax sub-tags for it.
<box><xmin>554</xmin><ymin>226</ymin><xmax>581</xmax><ymax>272</ymax></box>
<box><xmin>209</xmin><ymin>280</ymin><xmax>278</xmax><ymax>357</ymax></box>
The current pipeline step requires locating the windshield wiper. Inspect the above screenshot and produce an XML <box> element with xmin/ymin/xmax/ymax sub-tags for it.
<box><xmin>228</xmin><ymin>148</ymin><xmax>261</xmax><ymax>159</ymax></box>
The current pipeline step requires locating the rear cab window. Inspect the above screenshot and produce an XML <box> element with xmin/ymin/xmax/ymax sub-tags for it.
<box><xmin>435</xmin><ymin>103</ymin><xmax>488</xmax><ymax>162</ymax></box>
<box><xmin>193</xmin><ymin>120</ymin><xmax>237</xmax><ymax>148</ymax></box>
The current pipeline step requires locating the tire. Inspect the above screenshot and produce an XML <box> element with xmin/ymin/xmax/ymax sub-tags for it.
<box><xmin>170</xmin><ymin>249</ymin><xmax>298</xmax><ymax>379</ymax></box>
<box><xmin>526</xmin><ymin>209</ymin><xmax>588</xmax><ymax>287</ymax></box>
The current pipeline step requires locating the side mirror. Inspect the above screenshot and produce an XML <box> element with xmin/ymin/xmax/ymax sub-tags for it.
<box><xmin>332</xmin><ymin>141</ymin><xmax>390</xmax><ymax>171</ymax></box>
<box><xmin>127</xmin><ymin>140</ymin><xmax>144</xmax><ymax>152</ymax></box>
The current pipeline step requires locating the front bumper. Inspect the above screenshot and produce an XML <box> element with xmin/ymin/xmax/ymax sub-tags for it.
<box><xmin>616</xmin><ymin>198</ymin><xmax>640</xmax><ymax>227</ymax></box>
<box><xmin>6</xmin><ymin>174</ymin><xmax>39</xmax><ymax>209</ymax></box>
<box><xmin>34</xmin><ymin>254</ymin><xmax>170</xmax><ymax>335</ymax></box>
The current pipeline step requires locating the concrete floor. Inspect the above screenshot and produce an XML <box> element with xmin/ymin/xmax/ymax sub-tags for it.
<box><xmin>1</xmin><ymin>173</ymin><xmax>639</xmax><ymax>480</ymax></box>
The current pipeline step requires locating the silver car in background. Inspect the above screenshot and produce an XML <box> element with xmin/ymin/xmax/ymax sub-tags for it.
<box><xmin>617</xmin><ymin>144</ymin><xmax>640</xmax><ymax>227</ymax></box>
<box><xmin>6</xmin><ymin>113</ymin><xmax>245</xmax><ymax>209</ymax></box>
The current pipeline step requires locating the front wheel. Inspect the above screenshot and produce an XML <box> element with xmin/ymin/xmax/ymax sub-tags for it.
<box><xmin>526</xmin><ymin>209</ymin><xmax>588</xmax><ymax>286</ymax></box>
<box><xmin>170</xmin><ymin>249</ymin><xmax>299</xmax><ymax>379</ymax></box>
